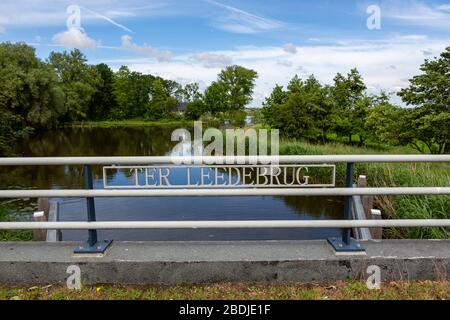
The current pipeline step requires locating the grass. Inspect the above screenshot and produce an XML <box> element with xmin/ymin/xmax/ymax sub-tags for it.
<box><xmin>0</xmin><ymin>205</ymin><xmax>33</xmax><ymax>241</ymax></box>
<box><xmin>279</xmin><ymin>140</ymin><xmax>450</xmax><ymax>239</ymax></box>
<box><xmin>1</xmin><ymin>281</ymin><xmax>449</xmax><ymax>300</ymax></box>
<box><xmin>69</xmin><ymin>119</ymin><xmax>193</xmax><ymax>128</ymax></box>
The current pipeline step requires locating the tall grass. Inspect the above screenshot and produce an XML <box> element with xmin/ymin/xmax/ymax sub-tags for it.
<box><xmin>279</xmin><ymin>140</ymin><xmax>450</xmax><ymax>239</ymax></box>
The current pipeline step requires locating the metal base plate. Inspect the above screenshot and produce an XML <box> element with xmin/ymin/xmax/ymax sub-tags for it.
<box><xmin>327</xmin><ymin>237</ymin><xmax>365</xmax><ymax>255</ymax></box>
<box><xmin>74</xmin><ymin>240</ymin><xmax>113</xmax><ymax>254</ymax></box>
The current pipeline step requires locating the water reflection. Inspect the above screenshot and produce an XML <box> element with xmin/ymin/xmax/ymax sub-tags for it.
<box><xmin>1</xmin><ymin>126</ymin><xmax>344</xmax><ymax>240</ymax></box>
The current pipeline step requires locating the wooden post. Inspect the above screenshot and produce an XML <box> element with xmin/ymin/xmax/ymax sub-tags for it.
<box><xmin>33</xmin><ymin>198</ymin><xmax>49</xmax><ymax>241</ymax></box>
<box><xmin>357</xmin><ymin>175</ymin><xmax>382</xmax><ymax>239</ymax></box>
<box><xmin>370</xmin><ymin>209</ymin><xmax>383</xmax><ymax>239</ymax></box>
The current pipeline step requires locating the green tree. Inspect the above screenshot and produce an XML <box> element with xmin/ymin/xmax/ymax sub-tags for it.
<box><xmin>365</xmin><ymin>102</ymin><xmax>412</xmax><ymax>147</ymax></box>
<box><xmin>185</xmin><ymin>100</ymin><xmax>206</xmax><ymax>120</ymax></box>
<box><xmin>88</xmin><ymin>63</ymin><xmax>117</xmax><ymax>120</ymax></box>
<box><xmin>145</xmin><ymin>79</ymin><xmax>178</xmax><ymax>120</ymax></box>
<box><xmin>398</xmin><ymin>47</ymin><xmax>450</xmax><ymax>154</ymax></box>
<box><xmin>48</xmin><ymin>49</ymin><xmax>100</xmax><ymax>121</ymax></box>
<box><xmin>182</xmin><ymin>83</ymin><xmax>202</xmax><ymax>102</ymax></box>
<box><xmin>111</xmin><ymin>66</ymin><xmax>154</xmax><ymax>119</ymax></box>
<box><xmin>0</xmin><ymin>42</ymin><xmax>64</xmax><ymax>154</ymax></box>
<box><xmin>267</xmin><ymin>75</ymin><xmax>333</xmax><ymax>142</ymax></box>
<box><xmin>330</xmin><ymin>68</ymin><xmax>367</xmax><ymax>143</ymax></box>
<box><xmin>217</xmin><ymin>65</ymin><xmax>258</xmax><ymax>111</ymax></box>
<box><xmin>261</xmin><ymin>84</ymin><xmax>288</xmax><ymax>126</ymax></box>
<box><xmin>203</xmin><ymin>82</ymin><xmax>230</xmax><ymax>114</ymax></box>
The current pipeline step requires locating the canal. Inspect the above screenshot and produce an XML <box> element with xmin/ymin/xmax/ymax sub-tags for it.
<box><xmin>1</xmin><ymin>125</ymin><xmax>344</xmax><ymax>241</ymax></box>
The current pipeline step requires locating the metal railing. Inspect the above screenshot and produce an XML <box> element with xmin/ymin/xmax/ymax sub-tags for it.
<box><xmin>0</xmin><ymin>155</ymin><xmax>449</xmax><ymax>254</ymax></box>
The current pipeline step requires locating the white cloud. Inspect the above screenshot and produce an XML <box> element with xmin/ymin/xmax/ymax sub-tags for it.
<box><xmin>282</xmin><ymin>43</ymin><xmax>297</xmax><ymax>54</ymax></box>
<box><xmin>117</xmin><ymin>36</ymin><xmax>448</xmax><ymax>107</ymax></box>
<box><xmin>382</xmin><ymin>0</ymin><xmax>450</xmax><ymax>28</ymax></box>
<box><xmin>436</xmin><ymin>4</ymin><xmax>450</xmax><ymax>12</ymax></box>
<box><xmin>277</xmin><ymin>60</ymin><xmax>293</xmax><ymax>67</ymax></box>
<box><xmin>0</xmin><ymin>25</ymin><xmax>5</xmax><ymax>34</ymax></box>
<box><xmin>421</xmin><ymin>48</ymin><xmax>434</xmax><ymax>55</ymax></box>
<box><xmin>191</xmin><ymin>52</ymin><xmax>233</xmax><ymax>68</ymax></box>
<box><xmin>121</xmin><ymin>35</ymin><xmax>172</xmax><ymax>62</ymax></box>
<box><xmin>53</xmin><ymin>27</ymin><xmax>97</xmax><ymax>49</ymax></box>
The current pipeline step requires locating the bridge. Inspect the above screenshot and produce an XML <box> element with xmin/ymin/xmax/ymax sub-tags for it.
<box><xmin>0</xmin><ymin>155</ymin><xmax>449</xmax><ymax>284</ymax></box>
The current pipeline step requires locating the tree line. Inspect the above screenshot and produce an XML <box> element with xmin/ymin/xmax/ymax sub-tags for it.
<box><xmin>0</xmin><ymin>42</ymin><xmax>258</xmax><ymax>155</ymax></box>
<box><xmin>0</xmin><ymin>41</ymin><xmax>448</xmax><ymax>155</ymax></box>
<box><xmin>262</xmin><ymin>46</ymin><xmax>450</xmax><ymax>154</ymax></box>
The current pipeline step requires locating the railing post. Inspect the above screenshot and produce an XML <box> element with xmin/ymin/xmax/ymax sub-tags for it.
<box><xmin>74</xmin><ymin>164</ymin><xmax>112</xmax><ymax>254</ymax></box>
<box><xmin>327</xmin><ymin>162</ymin><xmax>365</xmax><ymax>254</ymax></box>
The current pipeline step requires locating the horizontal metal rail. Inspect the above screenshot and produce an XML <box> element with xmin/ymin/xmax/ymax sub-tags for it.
<box><xmin>0</xmin><ymin>187</ymin><xmax>448</xmax><ymax>198</ymax></box>
<box><xmin>1</xmin><ymin>219</ymin><xmax>450</xmax><ymax>230</ymax></box>
<box><xmin>0</xmin><ymin>155</ymin><xmax>450</xmax><ymax>166</ymax></box>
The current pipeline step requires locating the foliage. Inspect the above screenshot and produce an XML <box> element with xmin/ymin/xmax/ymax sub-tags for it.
<box><xmin>48</xmin><ymin>49</ymin><xmax>100</xmax><ymax>121</ymax></box>
<box><xmin>0</xmin><ymin>42</ymin><xmax>64</xmax><ymax>154</ymax></box>
<box><xmin>398</xmin><ymin>47</ymin><xmax>450</xmax><ymax>154</ymax></box>
<box><xmin>185</xmin><ymin>100</ymin><xmax>206</xmax><ymax>120</ymax></box>
<box><xmin>88</xmin><ymin>63</ymin><xmax>117</xmax><ymax>120</ymax></box>
<box><xmin>0</xmin><ymin>205</ymin><xmax>33</xmax><ymax>241</ymax></box>
<box><xmin>203</xmin><ymin>81</ymin><xmax>230</xmax><ymax>114</ymax></box>
<box><xmin>261</xmin><ymin>48</ymin><xmax>449</xmax><ymax>154</ymax></box>
<box><xmin>217</xmin><ymin>65</ymin><xmax>258</xmax><ymax>111</ymax></box>
<box><xmin>111</xmin><ymin>66</ymin><xmax>154</xmax><ymax>120</ymax></box>
<box><xmin>263</xmin><ymin>75</ymin><xmax>334</xmax><ymax>142</ymax></box>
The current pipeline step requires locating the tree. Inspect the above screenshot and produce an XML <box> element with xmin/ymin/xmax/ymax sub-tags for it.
<box><xmin>398</xmin><ymin>47</ymin><xmax>450</xmax><ymax>154</ymax></box>
<box><xmin>261</xmin><ymin>84</ymin><xmax>288</xmax><ymax>126</ymax></box>
<box><xmin>112</xmin><ymin>66</ymin><xmax>154</xmax><ymax>119</ymax></box>
<box><xmin>185</xmin><ymin>100</ymin><xmax>206</xmax><ymax>120</ymax></box>
<box><xmin>182</xmin><ymin>83</ymin><xmax>202</xmax><ymax>102</ymax></box>
<box><xmin>0</xmin><ymin>42</ymin><xmax>64</xmax><ymax>154</ymax></box>
<box><xmin>217</xmin><ymin>65</ymin><xmax>258</xmax><ymax>111</ymax></box>
<box><xmin>330</xmin><ymin>68</ymin><xmax>367</xmax><ymax>143</ymax></box>
<box><xmin>48</xmin><ymin>49</ymin><xmax>100</xmax><ymax>121</ymax></box>
<box><xmin>88</xmin><ymin>63</ymin><xmax>117</xmax><ymax>120</ymax></box>
<box><xmin>266</xmin><ymin>75</ymin><xmax>333</xmax><ymax>142</ymax></box>
<box><xmin>365</xmin><ymin>102</ymin><xmax>412</xmax><ymax>147</ymax></box>
<box><xmin>203</xmin><ymin>82</ymin><xmax>230</xmax><ymax>114</ymax></box>
<box><xmin>145</xmin><ymin>79</ymin><xmax>178</xmax><ymax>120</ymax></box>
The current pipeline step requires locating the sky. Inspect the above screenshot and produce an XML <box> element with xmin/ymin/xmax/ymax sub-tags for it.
<box><xmin>0</xmin><ymin>0</ymin><xmax>449</xmax><ymax>107</ymax></box>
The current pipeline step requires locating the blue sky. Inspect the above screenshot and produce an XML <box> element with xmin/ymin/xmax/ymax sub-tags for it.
<box><xmin>0</xmin><ymin>0</ymin><xmax>449</xmax><ymax>106</ymax></box>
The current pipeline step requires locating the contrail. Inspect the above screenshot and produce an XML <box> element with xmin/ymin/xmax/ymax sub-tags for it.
<box><xmin>203</xmin><ymin>0</ymin><xmax>283</xmax><ymax>28</ymax></box>
<box><xmin>81</xmin><ymin>6</ymin><xmax>133</xmax><ymax>34</ymax></box>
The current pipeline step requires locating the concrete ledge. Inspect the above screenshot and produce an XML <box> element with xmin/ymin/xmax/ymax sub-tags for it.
<box><xmin>0</xmin><ymin>240</ymin><xmax>449</xmax><ymax>284</ymax></box>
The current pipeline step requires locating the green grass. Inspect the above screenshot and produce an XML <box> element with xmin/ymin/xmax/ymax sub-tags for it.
<box><xmin>69</xmin><ymin>119</ymin><xmax>193</xmax><ymax>128</ymax></box>
<box><xmin>0</xmin><ymin>205</ymin><xmax>33</xmax><ymax>241</ymax></box>
<box><xmin>279</xmin><ymin>140</ymin><xmax>450</xmax><ymax>239</ymax></box>
<box><xmin>1</xmin><ymin>281</ymin><xmax>449</xmax><ymax>300</ymax></box>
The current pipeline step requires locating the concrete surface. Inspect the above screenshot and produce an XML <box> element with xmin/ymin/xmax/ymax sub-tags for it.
<box><xmin>0</xmin><ymin>240</ymin><xmax>449</xmax><ymax>284</ymax></box>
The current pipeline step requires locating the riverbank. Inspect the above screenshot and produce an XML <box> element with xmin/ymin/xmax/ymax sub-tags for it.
<box><xmin>68</xmin><ymin>119</ymin><xmax>193</xmax><ymax>128</ymax></box>
<box><xmin>1</xmin><ymin>281</ymin><xmax>449</xmax><ymax>300</ymax></box>
<box><xmin>279</xmin><ymin>140</ymin><xmax>450</xmax><ymax>239</ymax></box>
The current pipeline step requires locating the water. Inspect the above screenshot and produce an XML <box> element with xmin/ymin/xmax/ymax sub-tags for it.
<box><xmin>1</xmin><ymin>126</ymin><xmax>344</xmax><ymax>241</ymax></box>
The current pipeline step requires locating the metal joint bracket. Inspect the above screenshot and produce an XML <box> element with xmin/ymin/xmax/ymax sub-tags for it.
<box><xmin>74</xmin><ymin>239</ymin><xmax>113</xmax><ymax>254</ymax></box>
<box><xmin>327</xmin><ymin>237</ymin><xmax>365</xmax><ymax>254</ymax></box>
